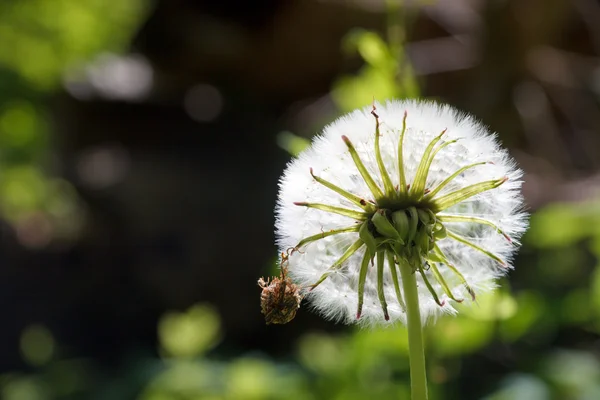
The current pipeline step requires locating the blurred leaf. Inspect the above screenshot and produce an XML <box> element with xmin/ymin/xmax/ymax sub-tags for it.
<box><xmin>535</xmin><ymin>246</ymin><xmax>587</xmax><ymax>287</ymax></box>
<box><xmin>226</xmin><ymin>358</ymin><xmax>276</xmax><ymax>400</ymax></box>
<box><xmin>332</xmin><ymin>67</ymin><xmax>401</xmax><ymax>112</ymax></box>
<box><xmin>332</xmin><ymin>29</ymin><xmax>419</xmax><ymax>113</ymax></box>
<box><xmin>457</xmin><ymin>290</ymin><xmax>517</xmax><ymax>322</ymax></box>
<box><xmin>297</xmin><ymin>332</ymin><xmax>350</xmax><ymax>374</ymax></box>
<box><xmin>345</xmin><ymin>30</ymin><xmax>395</xmax><ymax>71</ymax></box>
<box><xmin>430</xmin><ymin>317</ymin><xmax>494</xmax><ymax>356</ymax></box>
<box><xmin>526</xmin><ymin>203</ymin><xmax>594</xmax><ymax>248</ymax></box>
<box><xmin>0</xmin><ymin>0</ymin><xmax>149</xmax><ymax>89</ymax></box>
<box><xmin>351</xmin><ymin>325</ymin><xmax>409</xmax><ymax>361</ymax></box>
<box><xmin>158</xmin><ymin>304</ymin><xmax>221</xmax><ymax>359</ymax></box>
<box><xmin>1</xmin><ymin>377</ymin><xmax>47</xmax><ymax>400</ymax></box>
<box><xmin>276</xmin><ymin>131</ymin><xmax>310</xmax><ymax>156</ymax></box>
<box><xmin>590</xmin><ymin>265</ymin><xmax>600</xmax><ymax>320</ymax></box>
<box><xmin>0</xmin><ymin>100</ymin><xmax>45</xmax><ymax>151</ymax></box>
<box><xmin>0</xmin><ymin>165</ymin><xmax>47</xmax><ymax>219</ymax></box>
<box><xmin>560</xmin><ymin>288</ymin><xmax>593</xmax><ymax>325</ymax></box>
<box><xmin>590</xmin><ymin>231</ymin><xmax>600</xmax><ymax>259</ymax></box>
<box><xmin>499</xmin><ymin>291</ymin><xmax>544</xmax><ymax>342</ymax></box>
<box><xmin>139</xmin><ymin>361</ymin><xmax>213</xmax><ymax>399</ymax></box>
<box><xmin>19</xmin><ymin>324</ymin><xmax>55</xmax><ymax>367</ymax></box>
<box><xmin>543</xmin><ymin>350</ymin><xmax>600</xmax><ymax>397</ymax></box>
<box><xmin>44</xmin><ymin>360</ymin><xmax>92</xmax><ymax>398</ymax></box>
<box><xmin>484</xmin><ymin>374</ymin><xmax>550</xmax><ymax>400</ymax></box>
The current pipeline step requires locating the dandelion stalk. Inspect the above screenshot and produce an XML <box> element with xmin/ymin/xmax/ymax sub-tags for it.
<box><xmin>399</xmin><ymin>258</ymin><xmax>428</xmax><ymax>400</ymax></box>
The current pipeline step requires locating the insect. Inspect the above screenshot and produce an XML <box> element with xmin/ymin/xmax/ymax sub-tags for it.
<box><xmin>258</xmin><ymin>252</ymin><xmax>302</xmax><ymax>324</ymax></box>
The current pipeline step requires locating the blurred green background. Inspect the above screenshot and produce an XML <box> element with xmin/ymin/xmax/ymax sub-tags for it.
<box><xmin>1</xmin><ymin>0</ymin><xmax>600</xmax><ymax>399</ymax></box>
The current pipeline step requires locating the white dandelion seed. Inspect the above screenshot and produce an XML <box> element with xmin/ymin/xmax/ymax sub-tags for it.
<box><xmin>275</xmin><ymin>99</ymin><xmax>528</xmax><ymax>327</ymax></box>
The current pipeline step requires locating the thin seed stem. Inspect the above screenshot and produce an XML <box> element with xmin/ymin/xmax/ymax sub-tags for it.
<box><xmin>295</xmin><ymin>225</ymin><xmax>361</xmax><ymax>249</ymax></box>
<box><xmin>398</xmin><ymin>111</ymin><xmax>408</xmax><ymax>192</ymax></box>
<box><xmin>417</xmin><ymin>264</ymin><xmax>444</xmax><ymax>306</ymax></box>
<box><xmin>437</xmin><ymin>214</ymin><xmax>512</xmax><ymax>242</ymax></box>
<box><xmin>433</xmin><ymin>245</ymin><xmax>476</xmax><ymax>301</ymax></box>
<box><xmin>430</xmin><ymin>177</ymin><xmax>508</xmax><ymax>212</ymax></box>
<box><xmin>429</xmin><ymin>262</ymin><xmax>463</xmax><ymax>302</ymax></box>
<box><xmin>294</xmin><ymin>202</ymin><xmax>367</xmax><ymax>220</ymax></box>
<box><xmin>309</xmin><ymin>240</ymin><xmax>364</xmax><ymax>290</ymax></box>
<box><xmin>356</xmin><ymin>249</ymin><xmax>371</xmax><ymax>319</ymax></box>
<box><xmin>446</xmin><ymin>230</ymin><xmax>506</xmax><ymax>266</ymax></box>
<box><xmin>342</xmin><ymin>135</ymin><xmax>384</xmax><ymax>200</ymax></box>
<box><xmin>410</xmin><ymin>129</ymin><xmax>446</xmax><ymax>197</ymax></box>
<box><xmin>424</xmin><ymin>162</ymin><xmax>488</xmax><ymax>199</ymax></box>
<box><xmin>411</xmin><ymin>139</ymin><xmax>459</xmax><ymax>197</ymax></box>
<box><xmin>376</xmin><ymin>250</ymin><xmax>390</xmax><ymax>320</ymax></box>
<box><xmin>372</xmin><ymin>110</ymin><xmax>395</xmax><ymax>195</ymax></box>
<box><xmin>398</xmin><ymin>257</ymin><xmax>429</xmax><ymax>400</ymax></box>
<box><xmin>387</xmin><ymin>251</ymin><xmax>406</xmax><ymax>311</ymax></box>
<box><xmin>310</xmin><ymin>168</ymin><xmax>376</xmax><ymax>212</ymax></box>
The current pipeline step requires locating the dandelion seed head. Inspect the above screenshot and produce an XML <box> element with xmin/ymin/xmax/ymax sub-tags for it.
<box><xmin>275</xmin><ymin>100</ymin><xmax>528</xmax><ymax>327</ymax></box>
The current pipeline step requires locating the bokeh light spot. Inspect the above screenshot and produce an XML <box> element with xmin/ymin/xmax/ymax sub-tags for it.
<box><xmin>227</xmin><ymin>358</ymin><xmax>274</xmax><ymax>400</ymax></box>
<box><xmin>76</xmin><ymin>144</ymin><xmax>130</xmax><ymax>189</ymax></box>
<box><xmin>184</xmin><ymin>84</ymin><xmax>223</xmax><ymax>122</ymax></box>
<box><xmin>2</xmin><ymin>378</ymin><xmax>46</xmax><ymax>400</ymax></box>
<box><xmin>158</xmin><ymin>304</ymin><xmax>221</xmax><ymax>358</ymax></box>
<box><xmin>20</xmin><ymin>324</ymin><xmax>55</xmax><ymax>366</ymax></box>
<box><xmin>0</xmin><ymin>165</ymin><xmax>46</xmax><ymax>218</ymax></box>
<box><xmin>0</xmin><ymin>101</ymin><xmax>41</xmax><ymax>148</ymax></box>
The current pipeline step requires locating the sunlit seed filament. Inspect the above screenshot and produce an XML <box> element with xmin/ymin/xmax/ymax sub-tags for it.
<box><xmin>376</xmin><ymin>250</ymin><xmax>390</xmax><ymax>320</ymax></box>
<box><xmin>293</xmin><ymin>202</ymin><xmax>367</xmax><ymax>220</ymax></box>
<box><xmin>446</xmin><ymin>230</ymin><xmax>506</xmax><ymax>267</ymax></box>
<box><xmin>310</xmin><ymin>168</ymin><xmax>376</xmax><ymax>213</ymax></box>
<box><xmin>387</xmin><ymin>251</ymin><xmax>406</xmax><ymax>312</ymax></box>
<box><xmin>356</xmin><ymin>248</ymin><xmax>371</xmax><ymax>319</ymax></box>
<box><xmin>342</xmin><ymin>135</ymin><xmax>384</xmax><ymax>200</ymax></box>
<box><xmin>417</xmin><ymin>262</ymin><xmax>445</xmax><ymax>307</ymax></box>
<box><xmin>397</xmin><ymin>111</ymin><xmax>408</xmax><ymax>192</ymax></box>
<box><xmin>437</xmin><ymin>214</ymin><xmax>512</xmax><ymax>242</ymax></box>
<box><xmin>430</xmin><ymin>177</ymin><xmax>508</xmax><ymax>213</ymax></box>
<box><xmin>371</xmin><ymin>108</ymin><xmax>395</xmax><ymax>196</ymax></box>
<box><xmin>410</xmin><ymin>128</ymin><xmax>446</xmax><ymax>198</ymax></box>
<box><xmin>309</xmin><ymin>239</ymin><xmax>364</xmax><ymax>290</ymax></box>
<box><xmin>429</xmin><ymin>262</ymin><xmax>463</xmax><ymax>303</ymax></box>
<box><xmin>424</xmin><ymin>161</ymin><xmax>489</xmax><ymax>200</ymax></box>
<box><xmin>294</xmin><ymin>225</ymin><xmax>361</xmax><ymax>250</ymax></box>
<box><xmin>432</xmin><ymin>244</ymin><xmax>476</xmax><ymax>301</ymax></box>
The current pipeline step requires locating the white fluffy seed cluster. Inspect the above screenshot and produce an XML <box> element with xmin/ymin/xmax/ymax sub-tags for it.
<box><xmin>275</xmin><ymin>100</ymin><xmax>528</xmax><ymax>327</ymax></box>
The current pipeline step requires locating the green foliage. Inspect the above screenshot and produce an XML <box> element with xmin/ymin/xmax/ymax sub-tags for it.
<box><xmin>525</xmin><ymin>202</ymin><xmax>600</xmax><ymax>248</ymax></box>
<box><xmin>0</xmin><ymin>0</ymin><xmax>148</xmax><ymax>89</ymax></box>
<box><xmin>19</xmin><ymin>325</ymin><xmax>55</xmax><ymax>367</ymax></box>
<box><xmin>332</xmin><ymin>29</ymin><xmax>420</xmax><ymax>113</ymax></box>
<box><xmin>158</xmin><ymin>304</ymin><xmax>221</xmax><ymax>359</ymax></box>
<box><xmin>0</xmin><ymin>0</ymin><xmax>148</xmax><ymax>245</ymax></box>
<box><xmin>276</xmin><ymin>131</ymin><xmax>310</xmax><ymax>157</ymax></box>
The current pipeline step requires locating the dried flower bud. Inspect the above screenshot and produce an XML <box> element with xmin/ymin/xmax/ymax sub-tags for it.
<box><xmin>258</xmin><ymin>267</ymin><xmax>302</xmax><ymax>325</ymax></box>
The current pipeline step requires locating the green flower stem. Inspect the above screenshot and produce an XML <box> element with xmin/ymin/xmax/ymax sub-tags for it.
<box><xmin>399</xmin><ymin>259</ymin><xmax>428</xmax><ymax>400</ymax></box>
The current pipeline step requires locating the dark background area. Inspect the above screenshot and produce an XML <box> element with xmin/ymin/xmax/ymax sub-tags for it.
<box><xmin>1</xmin><ymin>1</ymin><xmax>600</xmax><ymax>399</ymax></box>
